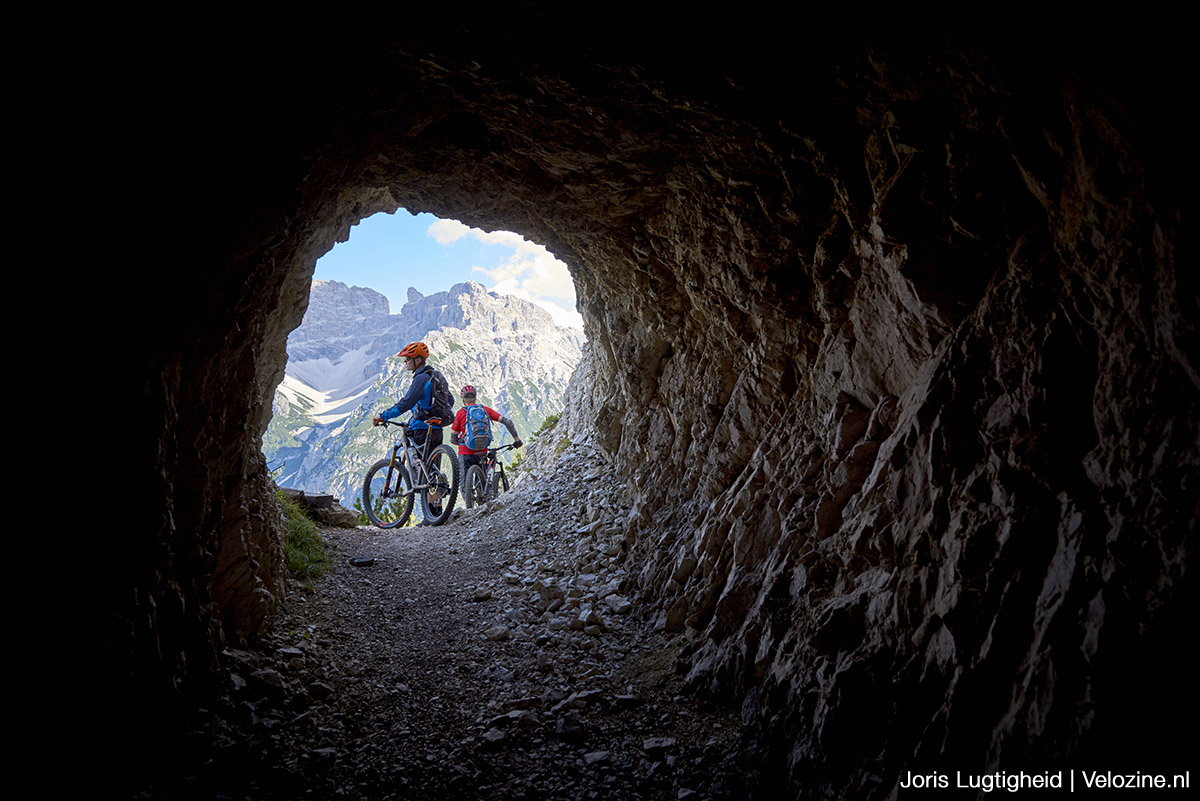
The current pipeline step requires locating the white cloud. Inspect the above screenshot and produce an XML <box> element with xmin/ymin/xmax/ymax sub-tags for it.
<box><xmin>546</xmin><ymin>304</ymin><xmax>584</xmax><ymax>331</ymax></box>
<box><xmin>427</xmin><ymin>218</ymin><xmax>472</xmax><ymax>244</ymax></box>
<box><xmin>495</xmin><ymin>282</ymin><xmax>584</xmax><ymax>330</ymax></box>
<box><xmin>426</xmin><ymin>219</ymin><xmax>582</xmax><ymax>329</ymax></box>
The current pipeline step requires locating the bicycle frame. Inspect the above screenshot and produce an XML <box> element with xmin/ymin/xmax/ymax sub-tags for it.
<box><xmin>380</xmin><ymin>421</ymin><xmax>440</xmax><ymax>492</ymax></box>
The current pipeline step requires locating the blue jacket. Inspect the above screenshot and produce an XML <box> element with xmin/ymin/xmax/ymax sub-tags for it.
<box><xmin>380</xmin><ymin>364</ymin><xmax>442</xmax><ymax>430</ymax></box>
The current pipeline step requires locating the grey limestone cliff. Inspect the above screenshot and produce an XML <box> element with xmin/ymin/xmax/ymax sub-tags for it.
<box><xmin>264</xmin><ymin>279</ymin><xmax>582</xmax><ymax>506</ymax></box>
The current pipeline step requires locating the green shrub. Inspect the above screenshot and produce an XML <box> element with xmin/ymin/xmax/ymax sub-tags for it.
<box><xmin>277</xmin><ymin>490</ymin><xmax>330</xmax><ymax>582</ymax></box>
<box><xmin>351</xmin><ymin>496</ymin><xmax>370</xmax><ymax>526</ymax></box>
<box><xmin>353</xmin><ymin>494</ymin><xmax>418</xmax><ymax>526</ymax></box>
<box><xmin>533</xmin><ymin>413</ymin><xmax>561</xmax><ymax>439</ymax></box>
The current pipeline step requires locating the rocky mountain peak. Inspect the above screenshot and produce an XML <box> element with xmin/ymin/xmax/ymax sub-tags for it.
<box><xmin>398</xmin><ymin>280</ymin><xmax>557</xmax><ymax>335</ymax></box>
<box><xmin>306</xmin><ymin>279</ymin><xmax>391</xmax><ymax>322</ymax></box>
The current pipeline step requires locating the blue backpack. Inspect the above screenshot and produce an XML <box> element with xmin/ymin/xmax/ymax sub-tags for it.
<box><xmin>464</xmin><ymin>404</ymin><xmax>493</xmax><ymax>451</ymax></box>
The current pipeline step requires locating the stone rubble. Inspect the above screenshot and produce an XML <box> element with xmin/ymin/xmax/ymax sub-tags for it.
<box><xmin>152</xmin><ymin>442</ymin><xmax>762</xmax><ymax>800</ymax></box>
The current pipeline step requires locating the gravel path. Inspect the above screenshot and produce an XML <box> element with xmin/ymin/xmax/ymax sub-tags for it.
<box><xmin>159</xmin><ymin>444</ymin><xmax>758</xmax><ymax>800</ymax></box>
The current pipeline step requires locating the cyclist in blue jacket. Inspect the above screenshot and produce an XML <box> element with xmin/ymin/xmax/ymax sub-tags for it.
<box><xmin>372</xmin><ymin>341</ymin><xmax>452</xmax><ymax>454</ymax></box>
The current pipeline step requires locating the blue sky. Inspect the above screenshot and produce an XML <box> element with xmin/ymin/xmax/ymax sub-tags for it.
<box><xmin>313</xmin><ymin>209</ymin><xmax>583</xmax><ymax>329</ymax></box>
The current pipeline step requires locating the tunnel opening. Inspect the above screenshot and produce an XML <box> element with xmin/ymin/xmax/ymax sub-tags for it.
<box><xmin>263</xmin><ymin>206</ymin><xmax>587</xmax><ymax>512</ymax></box>
<box><xmin>114</xmin><ymin>26</ymin><xmax>1194</xmax><ymax>800</ymax></box>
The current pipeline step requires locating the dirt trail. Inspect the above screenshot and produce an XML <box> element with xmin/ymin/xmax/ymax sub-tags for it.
<box><xmin>159</xmin><ymin>445</ymin><xmax>758</xmax><ymax>800</ymax></box>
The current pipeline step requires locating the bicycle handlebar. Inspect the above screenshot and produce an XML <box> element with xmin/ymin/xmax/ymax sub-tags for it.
<box><xmin>377</xmin><ymin>418</ymin><xmax>443</xmax><ymax>428</ymax></box>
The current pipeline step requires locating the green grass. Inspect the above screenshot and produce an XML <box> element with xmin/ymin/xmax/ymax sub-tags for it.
<box><xmin>278</xmin><ymin>490</ymin><xmax>330</xmax><ymax>583</ymax></box>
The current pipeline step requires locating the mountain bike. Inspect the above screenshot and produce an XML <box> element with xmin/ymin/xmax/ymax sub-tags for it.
<box><xmin>362</xmin><ymin>419</ymin><xmax>460</xmax><ymax>527</ymax></box>
<box><xmin>463</xmin><ymin>443</ymin><xmax>517</xmax><ymax>508</ymax></box>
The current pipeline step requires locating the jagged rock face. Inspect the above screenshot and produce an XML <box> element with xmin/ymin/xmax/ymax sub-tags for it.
<box><xmin>266</xmin><ymin>279</ymin><xmax>581</xmax><ymax>503</ymax></box>
<box><xmin>126</xmin><ymin>24</ymin><xmax>1193</xmax><ymax>796</ymax></box>
<box><xmin>284</xmin><ymin>279</ymin><xmax>390</xmax><ymax>362</ymax></box>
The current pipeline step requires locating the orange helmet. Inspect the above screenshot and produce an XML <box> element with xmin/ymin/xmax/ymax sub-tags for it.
<box><xmin>396</xmin><ymin>342</ymin><xmax>429</xmax><ymax>359</ymax></box>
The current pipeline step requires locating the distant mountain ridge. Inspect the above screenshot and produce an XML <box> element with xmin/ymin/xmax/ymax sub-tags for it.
<box><xmin>263</xmin><ymin>279</ymin><xmax>583</xmax><ymax>505</ymax></box>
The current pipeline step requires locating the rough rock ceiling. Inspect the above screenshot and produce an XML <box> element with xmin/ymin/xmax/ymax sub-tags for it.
<box><xmin>113</xmin><ymin>20</ymin><xmax>1193</xmax><ymax>799</ymax></box>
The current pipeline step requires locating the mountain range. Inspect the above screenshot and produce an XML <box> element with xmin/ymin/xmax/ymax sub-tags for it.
<box><xmin>263</xmin><ymin>279</ymin><xmax>583</xmax><ymax>505</ymax></box>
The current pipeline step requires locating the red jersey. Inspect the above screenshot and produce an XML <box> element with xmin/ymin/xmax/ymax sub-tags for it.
<box><xmin>451</xmin><ymin>404</ymin><xmax>503</xmax><ymax>454</ymax></box>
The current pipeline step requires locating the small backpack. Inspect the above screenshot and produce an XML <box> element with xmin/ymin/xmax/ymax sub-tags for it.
<box><xmin>464</xmin><ymin>404</ymin><xmax>493</xmax><ymax>450</ymax></box>
<box><xmin>427</xmin><ymin>369</ymin><xmax>455</xmax><ymax>424</ymax></box>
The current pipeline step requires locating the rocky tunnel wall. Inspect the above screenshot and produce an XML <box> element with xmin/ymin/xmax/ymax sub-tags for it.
<box><xmin>120</xmin><ymin>23</ymin><xmax>1193</xmax><ymax>797</ymax></box>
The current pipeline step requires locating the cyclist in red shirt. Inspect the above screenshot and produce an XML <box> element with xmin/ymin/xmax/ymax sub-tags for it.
<box><xmin>450</xmin><ymin>385</ymin><xmax>523</xmax><ymax>472</ymax></box>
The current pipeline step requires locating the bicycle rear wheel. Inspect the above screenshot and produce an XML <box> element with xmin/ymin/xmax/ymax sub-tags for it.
<box><xmin>362</xmin><ymin>458</ymin><xmax>414</xmax><ymax>528</ymax></box>
<box><xmin>419</xmin><ymin>444</ymin><xmax>460</xmax><ymax>525</ymax></box>
<box><xmin>464</xmin><ymin>464</ymin><xmax>487</xmax><ymax>508</ymax></box>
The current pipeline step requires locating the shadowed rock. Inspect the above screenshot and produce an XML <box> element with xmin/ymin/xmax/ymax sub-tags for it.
<box><xmin>115</xmin><ymin>18</ymin><xmax>1193</xmax><ymax>800</ymax></box>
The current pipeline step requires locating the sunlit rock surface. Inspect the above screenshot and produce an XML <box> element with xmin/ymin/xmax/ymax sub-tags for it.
<box><xmin>122</xmin><ymin>21</ymin><xmax>1193</xmax><ymax>798</ymax></box>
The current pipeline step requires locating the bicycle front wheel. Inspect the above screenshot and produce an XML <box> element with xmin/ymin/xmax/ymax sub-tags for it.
<box><xmin>489</xmin><ymin>468</ymin><xmax>509</xmax><ymax>499</ymax></box>
<box><xmin>464</xmin><ymin>464</ymin><xmax>487</xmax><ymax>508</ymax></box>
<box><xmin>362</xmin><ymin>458</ymin><xmax>414</xmax><ymax>529</ymax></box>
<box><xmin>420</xmin><ymin>444</ymin><xmax>460</xmax><ymax>525</ymax></box>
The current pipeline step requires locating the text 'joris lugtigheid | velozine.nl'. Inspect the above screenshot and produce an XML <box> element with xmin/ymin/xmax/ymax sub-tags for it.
<box><xmin>899</xmin><ymin>769</ymin><xmax>1191</xmax><ymax>793</ymax></box>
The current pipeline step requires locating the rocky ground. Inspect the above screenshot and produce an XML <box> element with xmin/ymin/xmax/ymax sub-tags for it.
<box><xmin>146</xmin><ymin>443</ymin><xmax>765</xmax><ymax>800</ymax></box>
